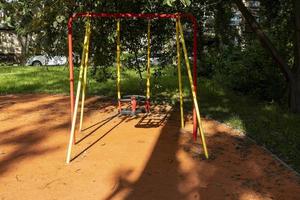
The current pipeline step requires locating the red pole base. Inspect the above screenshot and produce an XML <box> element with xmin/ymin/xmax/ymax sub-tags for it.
<box><xmin>193</xmin><ymin>108</ymin><xmax>197</xmax><ymax>141</ymax></box>
<box><xmin>118</xmin><ymin>100</ymin><xmax>121</xmax><ymax>113</ymax></box>
<box><xmin>131</xmin><ymin>96</ymin><xmax>137</xmax><ymax>115</ymax></box>
<box><xmin>145</xmin><ymin>99</ymin><xmax>150</xmax><ymax>113</ymax></box>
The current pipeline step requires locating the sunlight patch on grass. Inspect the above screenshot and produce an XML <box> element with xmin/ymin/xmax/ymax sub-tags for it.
<box><xmin>225</xmin><ymin>114</ymin><xmax>246</xmax><ymax>131</ymax></box>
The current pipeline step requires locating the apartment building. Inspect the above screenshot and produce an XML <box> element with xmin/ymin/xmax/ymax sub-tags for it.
<box><xmin>0</xmin><ymin>10</ymin><xmax>22</xmax><ymax>63</ymax></box>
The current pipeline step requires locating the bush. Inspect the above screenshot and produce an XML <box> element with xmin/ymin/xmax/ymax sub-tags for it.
<box><xmin>93</xmin><ymin>66</ymin><xmax>116</xmax><ymax>82</ymax></box>
<box><xmin>208</xmin><ymin>43</ymin><xmax>286</xmax><ymax>101</ymax></box>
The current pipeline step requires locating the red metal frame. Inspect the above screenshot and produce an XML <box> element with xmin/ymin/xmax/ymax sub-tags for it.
<box><xmin>145</xmin><ymin>99</ymin><xmax>151</xmax><ymax>113</ymax></box>
<box><xmin>68</xmin><ymin>12</ymin><xmax>199</xmax><ymax>139</ymax></box>
<box><xmin>131</xmin><ymin>96</ymin><xmax>137</xmax><ymax>115</ymax></box>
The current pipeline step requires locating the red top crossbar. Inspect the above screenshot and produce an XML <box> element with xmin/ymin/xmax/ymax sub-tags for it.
<box><xmin>67</xmin><ymin>12</ymin><xmax>199</xmax><ymax>139</ymax></box>
<box><xmin>68</xmin><ymin>13</ymin><xmax>196</xmax><ymax>25</ymax></box>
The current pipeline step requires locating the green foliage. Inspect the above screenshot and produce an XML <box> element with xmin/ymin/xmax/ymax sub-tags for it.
<box><xmin>2</xmin><ymin>0</ymin><xmax>297</xmax><ymax>107</ymax></box>
<box><xmin>208</xmin><ymin>43</ymin><xmax>286</xmax><ymax>101</ymax></box>
<box><xmin>200</xmin><ymin>78</ymin><xmax>300</xmax><ymax>171</ymax></box>
<box><xmin>163</xmin><ymin>0</ymin><xmax>191</xmax><ymax>7</ymax></box>
<box><xmin>1</xmin><ymin>1</ymin><xmax>75</xmax><ymax>55</ymax></box>
<box><xmin>1</xmin><ymin>0</ymin><xmax>198</xmax><ymax>68</ymax></box>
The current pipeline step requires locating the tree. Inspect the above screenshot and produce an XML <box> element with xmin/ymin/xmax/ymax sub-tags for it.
<box><xmin>232</xmin><ymin>0</ymin><xmax>300</xmax><ymax>112</ymax></box>
<box><xmin>3</xmin><ymin>0</ymin><xmax>299</xmax><ymax>112</ymax></box>
<box><xmin>293</xmin><ymin>0</ymin><xmax>300</xmax><ymax>112</ymax></box>
<box><xmin>1</xmin><ymin>0</ymin><xmax>74</xmax><ymax>62</ymax></box>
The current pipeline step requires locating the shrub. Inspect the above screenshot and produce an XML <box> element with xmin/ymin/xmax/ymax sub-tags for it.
<box><xmin>210</xmin><ymin>43</ymin><xmax>286</xmax><ymax>101</ymax></box>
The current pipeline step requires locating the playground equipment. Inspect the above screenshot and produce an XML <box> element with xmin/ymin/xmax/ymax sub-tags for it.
<box><xmin>116</xmin><ymin>19</ymin><xmax>151</xmax><ymax>116</ymax></box>
<box><xmin>66</xmin><ymin>13</ymin><xmax>208</xmax><ymax>164</ymax></box>
<box><xmin>119</xmin><ymin>95</ymin><xmax>147</xmax><ymax>116</ymax></box>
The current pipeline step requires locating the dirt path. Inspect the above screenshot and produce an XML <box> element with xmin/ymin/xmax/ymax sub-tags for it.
<box><xmin>0</xmin><ymin>94</ymin><xmax>299</xmax><ymax>200</ymax></box>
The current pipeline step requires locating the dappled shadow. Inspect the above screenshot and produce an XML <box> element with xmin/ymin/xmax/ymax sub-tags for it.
<box><xmin>103</xmin><ymin>110</ymin><xmax>186</xmax><ymax>200</ymax></box>
<box><xmin>103</xmin><ymin>108</ymin><xmax>300</xmax><ymax>199</ymax></box>
<box><xmin>76</xmin><ymin>113</ymin><xmax>119</xmax><ymax>145</ymax></box>
<box><xmin>0</xmin><ymin>130</ymin><xmax>59</xmax><ymax>175</ymax></box>
<box><xmin>199</xmin><ymin>80</ymin><xmax>300</xmax><ymax>172</ymax></box>
<box><xmin>134</xmin><ymin>105</ymin><xmax>171</xmax><ymax>128</ymax></box>
<box><xmin>134</xmin><ymin>113</ymin><xmax>169</xmax><ymax>128</ymax></box>
<box><xmin>0</xmin><ymin>95</ymin><xmax>69</xmax><ymax>176</ymax></box>
<box><xmin>0</xmin><ymin>94</ymin><xmax>115</xmax><ymax>177</ymax></box>
<box><xmin>0</xmin><ymin>94</ymin><xmax>299</xmax><ymax>199</ymax></box>
<box><xmin>71</xmin><ymin>116</ymin><xmax>127</xmax><ymax>162</ymax></box>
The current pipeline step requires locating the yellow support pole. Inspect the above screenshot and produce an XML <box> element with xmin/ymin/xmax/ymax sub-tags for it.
<box><xmin>66</xmin><ymin>19</ymin><xmax>91</xmax><ymax>164</ymax></box>
<box><xmin>146</xmin><ymin>20</ymin><xmax>151</xmax><ymax>100</ymax></box>
<box><xmin>116</xmin><ymin>19</ymin><xmax>121</xmax><ymax>105</ymax></box>
<box><xmin>79</xmin><ymin>63</ymin><xmax>88</xmax><ymax>132</ymax></box>
<box><xmin>79</xmin><ymin>23</ymin><xmax>91</xmax><ymax>132</ymax></box>
<box><xmin>178</xmin><ymin>19</ymin><xmax>209</xmax><ymax>159</ymax></box>
<box><xmin>176</xmin><ymin>19</ymin><xmax>184</xmax><ymax>128</ymax></box>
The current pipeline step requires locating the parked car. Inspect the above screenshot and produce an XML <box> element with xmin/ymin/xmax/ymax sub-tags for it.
<box><xmin>130</xmin><ymin>56</ymin><xmax>161</xmax><ymax>65</ymax></box>
<box><xmin>26</xmin><ymin>54</ymin><xmax>67</xmax><ymax>66</ymax></box>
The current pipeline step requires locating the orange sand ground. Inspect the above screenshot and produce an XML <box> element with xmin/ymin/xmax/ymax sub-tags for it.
<box><xmin>0</xmin><ymin>94</ymin><xmax>299</xmax><ymax>200</ymax></box>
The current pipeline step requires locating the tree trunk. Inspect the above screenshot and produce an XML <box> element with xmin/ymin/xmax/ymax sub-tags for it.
<box><xmin>233</xmin><ymin>0</ymin><xmax>300</xmax><ymax>112</ymax></box>
<box><xmin>17</xmin><ymin>34</ymin><xmax>27</xmax><ymax>64</ymax></box>
<box><xmin>215</xmin><ymin>3</ymin><xmax>231</xmax><ymax>50</ymax></box>
<box><xmin>233</xmin><ymin>0</ymin><xmax>294</xmax><ymax>83</ymax></box>
<box><xmin>291</xmin><ymin>0</ymin><xmax>300</xmax><ymax>112</ymax></box>
<box><xmin>215</xmin><ymin>3</ymin><xmax>224</xmax><ymax>50</ymax></box>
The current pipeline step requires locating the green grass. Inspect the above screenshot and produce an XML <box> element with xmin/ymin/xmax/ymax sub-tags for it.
<box><xmin>0</xmin><ymin>66</ymin><xmax>71</xmax><ymax>94</ymax></box>
<box><xmin>1</xmin><ymin>66</ymin><xmax>300</xmax><ymax>172</ymax></box>
<box><xmin>200</xmin><ymin>79</ymin><xmax>300</xmax><ymax>172</ymax></box>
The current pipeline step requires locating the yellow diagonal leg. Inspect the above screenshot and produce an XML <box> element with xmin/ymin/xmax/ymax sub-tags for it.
<box><xmin>178</xmin><ymin>19</ymin><xmax>209</xmax><ymax>159</ymax></box>
<box><xmin>176</xmin><ymin>19</ymin><xmax>184</xmax><ymax>128</ymax></box>
<box><xmin>116</xmin><ymin>20</ymin><xmax>121</xmax><ymax>111</ymax></box>
<box><xmin>79</xmin><ymin>31</ymin><xmax>91</xmax><ymax>132</ymax></box>
<box><xmin>146</xmin><ymin>20</ymin><xmax>151</xmax><ymax>106</ymax></box>
<box><xmin>66</xmin><ymin>20</ymin><xmax>91</xmax><ymax>164</ymax></box>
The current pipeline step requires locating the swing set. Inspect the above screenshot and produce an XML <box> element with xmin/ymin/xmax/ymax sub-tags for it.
<box><xmin>66</xmin><ymin>12</ymin><xmax>209</xmax><ymax>164</ymax></box>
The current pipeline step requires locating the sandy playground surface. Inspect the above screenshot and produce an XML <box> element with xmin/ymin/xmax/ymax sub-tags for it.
<box><xmin>0</xmin><ymin>94</ymin><xmax>300</xmax><ymax>200</ymax></box>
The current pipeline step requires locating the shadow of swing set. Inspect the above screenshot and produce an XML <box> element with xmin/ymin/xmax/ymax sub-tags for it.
<box><xmin>66</xmin><ymin>12</ymin><xmax>209</xmax><ymax>164</ymax></box>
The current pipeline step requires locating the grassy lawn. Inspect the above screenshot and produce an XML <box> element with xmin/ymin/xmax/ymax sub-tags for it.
<box><xmin>1</xmin><ymin>66</ymin><xmax>300</xmax><ymax>172</ymax></box>
<box><xmin>0</xmin><ymin>66</ymin><xmax>71</xmax><ymax>94</ymax></box>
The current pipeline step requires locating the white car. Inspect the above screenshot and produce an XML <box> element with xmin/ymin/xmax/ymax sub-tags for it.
<box><xmin>131</xmin><ymin>56</ymin><xmax>161</xmax><ymax>65</ymax></box>
<box><xmin>26</xmin><ymin>55</ymin><xmax>67</xmax><ymax>66</ymax></box>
